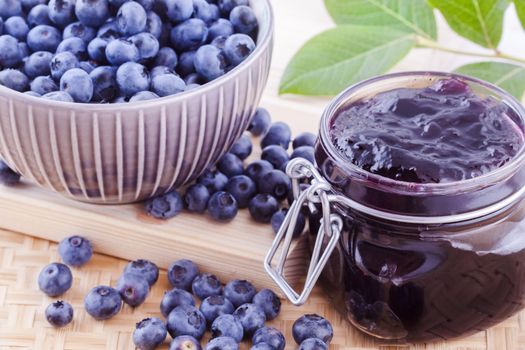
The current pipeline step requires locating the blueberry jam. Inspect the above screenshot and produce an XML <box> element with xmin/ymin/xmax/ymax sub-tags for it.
<box><xmin>329</xmin><ymin>78</ymin><xmax>524</xmax><ymax>183</ymax></box>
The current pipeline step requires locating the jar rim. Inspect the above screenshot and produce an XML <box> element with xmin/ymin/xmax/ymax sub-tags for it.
<box><xmin>319</xmin><ymin>71</ymin><xmax>525</xmax><ymax>195</ymax></box>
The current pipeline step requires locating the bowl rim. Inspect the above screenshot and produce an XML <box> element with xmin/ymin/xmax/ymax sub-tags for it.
<box><xmin>2</xmin><ymin>0</ymin><xmax>275</xmax><ymax>112</ymax></box>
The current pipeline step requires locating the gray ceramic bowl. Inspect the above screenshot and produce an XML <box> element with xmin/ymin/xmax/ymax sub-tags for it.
<box><xmin>0</xmin><ymin>0</ymin><xmax>273</xmax><ymax>204</ymax></box>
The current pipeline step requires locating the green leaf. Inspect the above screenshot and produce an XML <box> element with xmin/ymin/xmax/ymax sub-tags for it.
<box><xmin>279</xmin><ymin>25</ymin><xmax>415</xmax><ymax>96</ymax></box>
<box><xmin>427</xmin><ymin>0</ymin><xmax>510</xmax><ymax>49</ymax></box>
<box><xmin>515</xmin><ymin>0</ymin><xmax>525</xmax><ymax>30</ymax></box>
<box><xmin>324</xmin><ymin>0</ymin><xmax>437</xmax><ymax>40</ymax></box>
<box><xmin>454</xmin><ymin>61</ymin><xmax>525</xmax><ymax>100</ymax></box>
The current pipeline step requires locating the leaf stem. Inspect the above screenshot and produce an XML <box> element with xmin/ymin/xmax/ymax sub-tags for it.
<box><xmin>415</xmin><ymin>36</ymin><xmax>525</xmax><ymax>65</ymax></box>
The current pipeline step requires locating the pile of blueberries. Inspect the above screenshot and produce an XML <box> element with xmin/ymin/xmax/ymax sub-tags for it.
<box><xmin>145</xmin><ymin>107</ymin><xmax>316</xmax><ymax>236</ymax></box>
<box><xmin>0</xmin><ymin>0</ymin><xmax>257</xmax><ymax>102</ymax></box>
<box><xmin>37</xmin><ymin>234</ymin><xmax>334</xmax><ymax>349</ymax></box>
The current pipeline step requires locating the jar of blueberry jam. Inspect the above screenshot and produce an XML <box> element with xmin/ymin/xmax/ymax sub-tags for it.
<box><xmin>265</xmin><ymin>72</ymin><xmax>525</xmax><ymax>342</ymax></box>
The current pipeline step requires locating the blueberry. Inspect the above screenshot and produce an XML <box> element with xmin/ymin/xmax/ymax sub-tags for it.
<box><xmin>133</xmin><ymin>317</ymin><xmax>167</xmax><ymax>350</ymax></box>
<box><xmin>224</xmin><ymin>175</ymin><xmax>256</xmax><ymax>208</ymax></box>
<box><xmin>229</xmin><ymin>135</ymin><xmax>252</xmax><ymax>160</ymax></box>
<box><xmin>48</xmin><ymin>0</ymin><xmax>76</xmax><ymax>27</ymax></box>
<box><xmin>4</xmin><ymin>17</ymin><xmax>29</xmax><ymax>41</ymax></box>
<box><xmin>136</xmin><ymin>0</ymin><xmax>155</xmax><ymax>10</ymax></box>
<box><xmin>271</xmin><ymin>208</ymin><xmax>305</xmax><ymax>237</ymax></box>
<box><xmin>63</xmin><ymin>22</ymin><xmax>97</xmax><ymax>43</ymax></box>
<box><xmin>291</xmin><ymin>146</ymin><xmax>315</xmax><ymax>163</ymax></box>
<box><xmin>167</xmin><ymin>304</ymin><xmax>206</xmax><ymax>340</ymax></box>
<box><xmin>298</xmin><ymin>338</ymin><xmax>328</xmax><ymax>350</ymax></box>
<box><xmin>184</xmin><ymin>183</ymin><xmax>210</xmax><ymax>213</ymax></box>
<box><xmin>124</xmin><ymin>259</ymin><xmax>159</xmax><ymax>286</ymax></box>
<box><xmin>60</xmin><ymin>68</ymin><xmax>94</xmax><ymax>103</ymax></box>
<box><xmin>24</xmin><ymin>91</ymin><xmax>41</xmax><ymax>97</ymax></box>
<box><xmin>0</xmin><ymin>35</ymin><xmax>22</xmax><ymax>68</ymax></box>
<box><xmin>145</xmin><ymin>190</ymin><xmax>183</xmax><ymax>220</ymax></box>
<box><xmin>193</xmin><ymin>0</ymin><xmax>219</xmax><ymax>24</ymax></box>
<box><xmin>211</xmin><ymin>35</ymin><xmax>227</xmax><ymax>49</ymax></box>
<box><xmin>261</xmin><ymin>146</ymin><xmax>289</xmax><ymax>169</ymax></box>
<box><xmin>218</xmin><ymin>0</ymin><xmax>248</xmax><ymax>15</ymax></box>
<box><xmin>97</xmin><ymin>19</ymin><xmax>120</xmax><ymax>39</ymax></box>
<box><xmin>168</xmin><ymin>259</ymin><xmax>199</xmax><ymax>290</ymax></box>
<box><xmin>252</xmin><ymin>327</ymin><xmax>285</xmax><ymax>350</ymax></box>
<box><xmin>154</xmin><ymin>47</ymin><xmax>178</xmax><ymax>70</ymax></box>
<box><xmin>208</xmin><ymin>18</ymin><xmax>234</xmax><ymax>41</ymax></box>
<box><xmin>38</xmin><ymin>262</ymin><xmax>72</xmax><ymax>297</ymax></box>
<box><xmin>28</xmin><ymin>5</ymin><xmax>52</xmax><ymax>27</ymax></box>
<box><xmin>170</xmin><ymin>19</ymin><xmax>208</xmax><ymax>52</ymax></box>
<box><xmin>205</xmin><ymin>337</ymin><xmax>239</xmax><ymax>350</ymax></box>
<box><xmin>211</xmin><ymin>314</ymin><xmax>243</xmax><ymax>343</ymax></box>
<box><xmin>29</xmin><ymin>26</ymin><xmax>61</xmax><ymax>56</ymax></box>
<box><xmin>184</xmin><ymin>73</ymin><xmax>204</xmax><ymax>85</ymax></box>
<box><xmin>105</xmin><ymin>38</ymin><xmax>140</xmax><ymax>65</ymax></box>
<box><xmin>244</xmin><ymin>160</ymin><xmax>273</xmax><ymax>182</ymax></box>
<box><xmin>161</xmin><ymin>288</ymin><xmax>196</xmax><ymax>318</ymax></box>
<box><xmin>248</xmin><ymin>108</ymin><xmax>271</xmax><ymax>136</ymax></box>
<box><xmin>57</xmin><ymin>37</ymin><xmax>88</xmax><ymax>60</ymax></box>
<box><xmin>194</xmin><ymin>45</ymin><xmax>228</xmax><ymax>81</ymax></box>
<box><xmin>0</xmin><ymin>160</ymin><xmax>20</xmax><ymax>186</ymax></box>
<box><xmin>79</xmin><ymin>60</ymin><xmax>97</xmax><ymax>73</ymax></box>
<box><xmin>150</xmin><ymin>65</ymin><xmax>174</xmax><ymax>78</ymax></box>
<box><xmin>76</xmin><ymin>0</ymin><xmax>111</xmax><ymax>27</ymax></box>
<box><xmin>177</xmin><ymin>50</ymin><xmax>196</xmax><ymax>76</ymax></box>
<box><xmin>24</xmin><ymin>51</ymin><xmax>53</xmax><ymax>79</ymax></box>
<box><xmin>30</xmin><ymin>76</ymin><xmax>57</xmax><ymax>95</ymax></box>
<box><xmin>151</xmin><ymin>73</ymin><xmax>185</xmax><ymax>97</ymax></box>
<box><xmin>45</xmin><ymin>301</ymin><xmax>74</xmax><ymax>328</ymax></box>
<box><xmin>58</xmin><ymin>235</ymin><xmax>93</xmax><ymax>267</ymax></box>
<box><xmin>50</xmin><ymin>52</ymin><xmax>79</xmax><ymax>81</ymax></box>
<box><xmin>0</xmin><ymin>0</ymin><xmax>22</xmax><ymax>19</ymax></box>
<box><xmin>130</xmin><ymin>90</ymin><xmax>160</xmax><ymax>101</ymax></box>
<box><xmin>0</xmin><ymin>69</ymin><xmax>28</xmax><ymax>92</ymax></box>
<box><xmin>197</xmin><ymin>169</ymin><xmax>228</xmax><ymax>193</ymax></box>
<box><xmin>155</xmin><ymin>0</ymin><xmax>193</xmax><ymax>23</ymax></box>
<box><xmin>233</xmin><ymin>303</ymin><xmax>266</xmax><ymax>336</ymax></box>
<box><xmin>230</xmin><ymin>6</ymin><xmax>257</xmax><ymax>34</ymax></box>
<box><xmin>146</xmin><ymin>11</ymin><xmax>163</xmax><ymax>38</ymax></box>
<box><xmin>250</xmin><ymin>344</ymin><xmax>275</xmax><ymax>350</ymax></box>
<box><xmin>293</xmin><ymin>132</ymin><xmax>316</xmax><ymax>149</ymax></box>
<box><xmin>43</xmin><ymin>91</ymin><xmax>74</xmax><ymax>102</ymax></box>
<box><xmin>22</xmin><ymin>0</ymin><xmax>47</xmax><ymax>12</ymax></box>
<box><xmin>248</xmin><ymin>194</ymin><xmax>279</xmax><ymax>223</ymax></box>
<box><xmin>84</xmin><ymin>285</ymin><xmax>122</xmax><ymax>320</ymax></box>
<box><xmin>207</xmin><ymin>191</ymin><xmax>238</xmax><ymax>221</ymax></box>
<box><xmin>217</xmin><ymin>153</ymin><xmax>243</xmax><ymax>177</ymax></box>
<box><xmin>116</xmin><ymin>62</ymin><xmax>150</xmax><ymax>96</ymax></box>
<box><xmin>90</xmin><ymin>66</ymin><xmax>117</xmax><ymax>102</ymax></box>
<box><xmin>252</xmin><ymin>289</ymin><xmax>280</xmax><ymax>320</ymax></box>
<box><xmin>116</xmin><ymin>273</ymin><xmax>149</xmax><ymax>307</ymax></box>
<box><xmin>224</xmin><ymin>279</ymin><xmax>256</xmax><ymax>308</ymax></box>
<box><xmin>186</xmin><ymin>83</ymin><xmax>200</xmax><ymax>90</ymax></box>
<box><xmin>192</xmin><ymin>273</ymin><xmax>223</xmax><ymax>300</ymax></box>
<box><xmin>87</xmin><ymin>37</ymin><xmax>109</xmax><ymax>62</ymax></box>
<box><xmin>261</xmin><ymin>122</ymin><xmax>292</xmax><ymax>149</ymax></box>
<box><xmin>169</xmin><ymin>335</ymin><xmax>202</xmax><ymax>350</ymax></box>
<box><xmin>224</xmin><ymin>33</ymin><xmax>255</xmax><ymax>67</ymax></box>
<box><xmin>258</xmin><ymin>170</ymin><xmax>290</xmax><ymax>201</ymax></box>
<box><xmin>200</xmin><ymin>295</ymin><xmax>235</xmax><ymax>323</ymax></box>
<box><xmin>292</xmin><ymin>314</ymin><xmax>333</xmax><ymax>344</ymax></box>
<box><xmin>117</xmin><ymin>1</ymin><xmax>147</xmax><ymax>35</ymax></box>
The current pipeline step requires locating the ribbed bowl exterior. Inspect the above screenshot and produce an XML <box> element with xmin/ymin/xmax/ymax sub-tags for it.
<box><xmin>0</xmin><ymin>0</ymin><xmax>273</xmax><ymax>204</ymax></box>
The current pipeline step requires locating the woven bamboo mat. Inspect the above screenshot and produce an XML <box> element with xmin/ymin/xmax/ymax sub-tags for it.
<box><xmin>0</xmin><ymin>229</ymin><xmax>523</xmax><ymax>350</ymax></box>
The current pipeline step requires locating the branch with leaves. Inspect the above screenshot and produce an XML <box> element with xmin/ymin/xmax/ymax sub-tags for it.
<box><xmin>279</xmin><ymin>0</ymin><xmax>525</xmax><ymax>100</ymax></box>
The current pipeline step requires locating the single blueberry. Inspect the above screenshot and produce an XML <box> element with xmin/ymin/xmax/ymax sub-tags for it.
<box><xmin>151</xmin><ymin>73</ymin><xmax>185</xmax><ymax>97</ymax></box>
<box><xmin>293</xmin><ymin>132</ymin><xmax>317</xmax><ymax>149</ymax></box>
<box><xmin>169</xmin><ymin>335</ymin><xmax>202</xmax><ymax>350</ymax></box>
<box><xmin>192</xmin><ymin>273</ymin><xmax>223</xmax><ymax>300</ymax></box>
<box><xmin>38</xmin><ymin>262</ymin><xmax>73</xmax><ymax>297</ymax></box>
<box><xmin>271</xmin><ymin>208</ymin><xmax>305</xmax><ymax>238</ymax></box>
<box><xmin>224</xmin><ymin>175</ymin><xmax>256</xmax><ymax>208</ymax></box>
<box><xmin>298</xmin><ymin>338</ymin><xmax>328</xmax><ymax>350</ymax></box>
<box><xmin>200</xmin><ymin>295</ymin><xmax>235</xmax><ymax>323</ymax></box>
<box><xmin>129</xmin><ymin>90</ymin><xmax>160</xmax><ymax>101</ymax></box>
<box><xmin>248</xmin><ymin>108</ymin><xmax>271</xmax><ymax>136</ymax></box>
<box><xmin>208</xmin><ymin>19</ymin><xmax>234</xmax><ymax>41</ymax></box>
<box><xmin>58</xmin><ymin>235</ymin><xmax>93</xmax><ymax>267</ymax></box>
<box><xmin>0</xmin><ymin>35</ymin><xmax>22</xmax><ymax>68</ymax></box>
<box><xmin>0</xmin><ymin>0</ymin><xmax>22</xmax><ymax>19</ymax></box>
<box><xmin>155</xmin><ymin>0</ymin><xmax>193</xmax><ymax>23</ymax></box>
<box><xmin>207</xmin><ymin>191</ymin><xmax>238</xmax><ymax>222</ymax></box>
<box><xmin>146</xmin><ymin>11</ymin><xmax>162</xmax><ymax>38</ymax></box>
<box><xmin>22</xmin><ymin>0</ymin><xmax>47</xmax><ymax>12</ymax></box>
<box><xmin>291</xmin><ymin>146</ymin><xmax>315</xmax><ymax>164</ymax></box>
<box><xmin>258</xmin><ymin>170</ymin><xmax>291</xmax><ymax>201</ymax></box>
<box><xmin>186</xmin><ymin>83</ymin><xmax>200</xmax><ymax>90</ymax></box>
<box><xmin>253</xmin><ymin>327</ymin><xmax>285</xmax><ymax>350</ymax></box>
<box><xmin>176</xmin><ymin>50</ymin><xmax>196</xmax><ymax>76</ymax></box>
<box><xmin>0</xmin><ymin>160</ymin><xmax>20</xmax><ymax>186</ymax></box>
<box><xmin>217</xmin><ymin>153</ymin><xmax>244</xmax><ymax>178</ymax></box>
<box><xmin>0</xmin><ymin>69</ymin><xmax>28</xmax><ymax>92</ymax></box>
<box><xmin>218</xmin><ymin>0</ymin><xmax>248</xmax><ymax>15</ymax></box>
<box><xmin>250</xmin><ymin>344</ymin><xmax>275</xmax><ymax>350</ymax></box>
<box><xmin>161</xmin><ymin>288</ymin><xmax>196</xmax><ymax>318</ymax></box>
<box><xmin>43</xmin><ymin>91</ymin><xmax>74</xmax><ymax>102</ymax></box>
<box><xmin>87</xmin><ymin>37</ymin><xmax>109</xmax><ymax>62</ymax></box>
<box><xmin>117</xmin><ymin>1</ymin><xmax>147</xmax><ymax>35</ymax></box>
<box><xmin>105</xmin><ymin>38</ymin><xmax>140</xmax><ymax>65</ymax></box>
<box><xmin>4</xmin><ymin>17</ymin><xmax>29</xmax><ymax>41</ymax></box>
<box><xmin>84</xmin><ymin>285</ymin><xmax>122</xmax><ymax>320</ymax></box>
<box><xmin>27</xmin><ymin>5</ymin><xmax>52</xmax><ymax>27</ymax></box>
<box><xmin>193</xmin><ymin>0</ymin><xmax>219</xmax><ymax>24</ymax></box>
<box><xmin>116</xmin><ymin>61</ymin><xmax>150</xmax><ymax>97</ymax></box>
<box><xmin>229</xmin><ymin>135</ymin><xmax>252</xmax><ymax>160</ymax></box>
<box><xmin>30</xmin><ymin>76</ymin><xmax>58</xmax><ymax>95</ymax></box>
<box><xmin>184</xmin><ymin>183</ymin><xmax>210</xmax><ymax>213</ymax></box>
<box><xmin>211</xmin><ymin>35</ymin><xmax>228</xmax><ymax>49</ymax></box>
<box><xmin>248</xmin><ymin>194</ymin><xmax>279</xmax><ymax>223</ymax></box>
<box><xmin>75</xmin><ymin>0</ymin><xmax>111</xmax><ymax>27</ymax></box>
<box><xmin>233</xmin><ymin>303</ymin><xmax>266</xmax><ymax>336</ymax></box>
<box><xmin>60</xmin><ymin>68</ymin><xmax>94</xmax><ymax>103</ymax></box>
<box><xmin>97</xmin><ymin>19</ymin><xmax>120</xmax><ymax>40</ymax></box>
<box><xmin>170</xmin><ymin>19</ymin><xmax>208</xmax><ymax>52</ymax></box>
<box><xmin>48</xmin><ymin>0</ymin><xmax>76</xmax><ymax>27</ymax></box>
<box><xmin>184</xmin><ymin>73</ymin><xmax>204</xmax><ymax>85</ymax></box>
<box><xmin>168</xmin><ymin>259</ymin><xmax>199</xmax><ymax>290</ymax></box>
<box><xmin>90</xmin><ymin>66</ymin><xmax>117</xmax><ymax>102</ymax></box>
<box><xmin>205</xmin><ymin>337</ymin><xmax>239</xmax><ymax>350</ymax></box>
<box><xmin>229</xmin><ymin>6</ymin><xmax>258</xmax><ymax>35</ymax></box>
<box><xmin>45</xmin><ymin>301</ymin><xmax>74</xmax><ymax>328</ymax></box>
<box><xmin>57</xmin><ymin>37</ymin><xmax>88</xmax><ymax>60</ymax></box>
<box><xmin>211</xmin><ymin>314</ymin><xmax>243</xmax><ymax>343</ymax></box>
<box><xmin>124</xmin><ymin>259</ymin><xmax>159</xmax><ymax>287</ymax></box>
<box><xmin>154</xmin><ymin>47</ymin><xmax>178</xmax><ymax>70</ymax></box>
<box><xmin>50</xmin><ymin>52</ymin><xmax>80</xmax><ymax>81</ymax></box>
<box><xmin>116</xmin><ymin>273</ymin><xmax>150</xmax><ymax>307</ymax></box>
<box><xmin>252</xmin><ymin>289</ymin><xmax>281</xmax><ymax>320</ymax></box>
<box><xmin>167</xmin><ymin>304</ymin><xmax>206</xmax><ymax>340</ymax></box>
<box><xmin>244</xmin><ymin>160</ymin><xmax>273</xmax><ymax>183</ymax></box>
<box><xmin>145</xmin><ymin>190</ymin><xmax>184</xmax><ymax>220</ymax></box>
<box><xmin>133</xmin><ymin>317</ymin><xmax>167</xmax><ymax>350</ymax></box>
<box><xmin>292</xmin><ymin>314</ymin><xmax>334</xmax><ymax>344</ymax></box>
<box><xmin>224</xmin><ymin>33</ymin><xmax>255</xmax><ymax>67</ymax></box>
<box><xmin>194</xmin><ymin>44</ymin><xmax>228</xmax><ymax>81</ymax></box>
<box><xmin>224</xmin><ymin>279</ymin><xmax>256</xmax><ymax>308</ymax></box>
<box><xmin>24</xmin><ymin>51</ymin><xmax>53</xmax><ymax>79</ymax></box>
<box><xmin>261</xmin><ymin>122</ymin><xmax>292</xmax><ymax>149</ymax></box>
<box><xmin>63</xmin><ymin>22</ymin><xmax>97</xmax><ymax>43</ymax></box>
<box><xmin>261</xmin><ymin>145</ymin><xmax>289</xmax><ymax>169</ymax></box>
<box><xmin>197</xmin><ymin>169</ymin><xmax>228</xmax><ymax>193</ymax></box>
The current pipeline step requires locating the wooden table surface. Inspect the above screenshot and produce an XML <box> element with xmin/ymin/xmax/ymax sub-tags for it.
<box><xmin>2</xmin><ymin>1</ymin><xmax>525</xmax><ymax>349</ymax></box>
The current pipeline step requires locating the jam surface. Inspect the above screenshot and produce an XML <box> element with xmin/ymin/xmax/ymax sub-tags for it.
<box><xmin>330</xmin><ymin>78</ymin><xmax>524</xmax><ymax>183</ymax></box>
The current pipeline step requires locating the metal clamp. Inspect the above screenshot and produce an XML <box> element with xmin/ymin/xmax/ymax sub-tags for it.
<box><xmin>263</xmin><ymin>158</ymin><xmax>342</xmax><ymax>306</ymax></box>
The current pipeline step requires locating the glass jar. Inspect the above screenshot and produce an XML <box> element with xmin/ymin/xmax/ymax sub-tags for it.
<box><xmin>265</xmin><ymin>72</ymin><xmax>525</xmax><ymax>342</ymax></box>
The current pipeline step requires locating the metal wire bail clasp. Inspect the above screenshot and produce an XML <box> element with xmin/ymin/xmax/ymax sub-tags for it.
<box><xmin>264</xmin><ymin>158</ymin><xmax>343</xmax><ymax>306</ymax></box>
